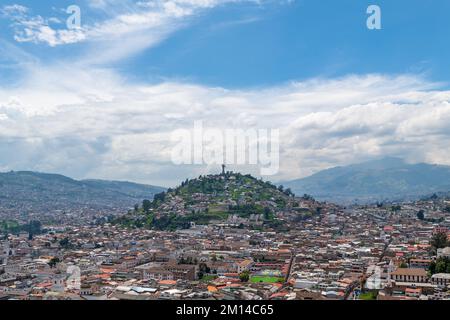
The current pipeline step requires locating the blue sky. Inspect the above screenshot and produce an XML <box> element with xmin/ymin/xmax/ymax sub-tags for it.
<box><xmin>130</xmin><ymin>0</ymin><xmax>450</xmax><ymax>87</ymax></box>
<box><xmin>1</xmin><ymin>0</ymin><xmax>450</xmax><ymax>187</ymax></box>
<box><xmin>2</xmin><ymin>0</ymin><xmax>450</xmax><ymax>87</ymax></box>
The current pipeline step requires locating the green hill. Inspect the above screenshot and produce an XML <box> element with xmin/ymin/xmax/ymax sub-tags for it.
<box><xmin>0</xmin><ymin>171</ymin><xmax>165</xmax><ymax>212</ymax></box>
<box><xmin>113</xmin><ymin>172</ymin><xmax>317</xmax><ymax>231</ymax></box>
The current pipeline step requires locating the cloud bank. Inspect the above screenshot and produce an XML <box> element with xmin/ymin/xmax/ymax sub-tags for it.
<box><xmin>1</xmin><ymin>1</ymin><xmax>449</xmax><ymax>187</ymax></box>
<box><xmin>1</xmin><ymin>67</ymin><xmax>449</xmax><ymax>187</ymax></box>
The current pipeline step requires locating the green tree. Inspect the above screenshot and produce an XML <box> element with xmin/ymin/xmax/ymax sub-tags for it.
<box><xmin>417</xmin><ymin>210</ymin><xmax>425</xmax><ymax>220</ymax></box>
<box><xmin>429</xmin><ymin>257</ymin><xmax>450</xmax><ymax>275</ymax></box>
<box><xmin>153</xmin><ymin>192</ymin><xmax>166</xmax><ymax>203</ymax></box>
<box><xmin>142</xmin><ymin>200</ymin><xmax>152</xmax><ymax>213</ymax></box>
<box><xmin>48</xmin><ymin>257</ymin><xmax>60</xmax><ymax>268</ymax></box>
<box><xmin>239</xmin><ymin>270</ymin><xmax>250</xmax><ymax>282</ymax></box>
<box><xmin>431</xmin><ymin>232</ymin><xmax>449</xmax><ymax>252</ymax></box>
<box><xmin>435</xmin><ymin>260</ymin><xmax>447</xmax><ymax>273</ymax></box>
<box><xmin>302</xmin><ymin>194</ymin><xmax>315</xmax><ymax>201</ymax></box>
<box><xmin>429</xmin><ymin>261</ymin><xmax>436</xmax><ymax>275</ymax></box>
<box><xmin>263</xmin><ymin>207</ymin><xmax>272</xmax><ymax>220</ymax></box>
<box><xmin>199</xmin><ymin>263</ymin><xmax>210</xmax><ymax>274</ymax></box>
<box><xmin>59</xmin><ymin>237</ymin><xmax>70</xmax><ymax>248</ymax></box>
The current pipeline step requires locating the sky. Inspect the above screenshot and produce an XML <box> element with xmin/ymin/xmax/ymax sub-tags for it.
<box><xmin>1</xmin><ymin>0</ymin><xmax>450</xmax><ymax>187</ymax></box>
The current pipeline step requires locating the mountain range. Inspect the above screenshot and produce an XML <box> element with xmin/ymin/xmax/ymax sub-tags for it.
<box><xmin>0</xmin><ymin>171</ymin><xmax>165</xmax><ymax>213</ymax></box>
<box><xmin>283</xmin><ymin>157</ymin><xmax>450</xmax><ymax>204</ymax></box>
<box><xmin>1</xmin><ymin>157</ymin><xmax>450</xmax><ymax>213</ymax></box>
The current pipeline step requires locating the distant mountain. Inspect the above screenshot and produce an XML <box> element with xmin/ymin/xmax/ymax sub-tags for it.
<box><xmin>283</xmin><ymin>157</ymin><xmax>450</xmax><ymax>204</ymax></box>
<box><xmin>0</xmin><ymin>171</ymin><xmax>165</xmax><ymax>212</ymax></box>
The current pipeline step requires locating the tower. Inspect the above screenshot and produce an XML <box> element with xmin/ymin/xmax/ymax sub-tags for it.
<box><xmin>52</xmin><ymin>275</ymin><xmax>66</xmax><ymax>292</ymax></box>
<box><xmin>221</xmin><ymin>164</ymin><xmax>226</xmax><ymax>175</ymax></box>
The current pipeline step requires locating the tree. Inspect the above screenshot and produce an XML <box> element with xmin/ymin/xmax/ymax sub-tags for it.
<box><xmin>239</xmin><ymin>270</ymin><xmax>250</xmax><ymax>282</ymax></box>
<box><xmin>48</xmin><ymin>257</ymin><xmax>60</xmax><ymax>268</ymax></box>
<box><xmin>429</xmin><ymin>257</ymin><xmax>450</xmax><ymax>275</ymax></box>
<box><xmin>263</xmin><ymin>207</ymin><xmax>272</xmax><ymax>220</ymax></box>
<box><xmin>153</xmin><ymin>192</ymin><xmax>166</xmax><ymax>203</ymax></box>
<box><xmin>199</xmin><ymin>263</ymin><xmax>210</xmax><ymax>274</ymax></box>
<box><xmin>142</xmin><ymin>199</ymin><xmax>151</xmax><ymax>213</ymax></box>
<box><xmin>134</xmin><ymin>203</ymin><xmax>139</xmax><ymax>212</ymax></box>
<box><xmin>429</xmin><ymin>261</ymin><xmax>436</xmax><ymax>275</ymax></box>
<box><xmin>431</xmin><ymin>232</ymin><xmax>449</xmax><ymax>252</ymax></box>
<box><xmin>302</xmin><ymin>194</ymin><xmax>315</xmax><ymax>201</ymax></box>
<box><xmin>435</xmin><ymin>260</ymin><xmax>447</xmax><ymax>273</ymax></box>
<box><xmin>59</xmin><ymin>237</ymin><xmax>70</xmax><ymax>248</ymax></box>
<box><xmin>27</xmin><ymin>220</ymin><xmax>42</xmax><ymax>239</ymax></box>
<box><xmin>417</xmin><ymin>210</ymin><xmax>425</xmax><ymax>220</ymax></box>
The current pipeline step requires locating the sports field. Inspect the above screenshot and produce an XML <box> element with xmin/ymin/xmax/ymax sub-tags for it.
<box><xmin>250</xmin><ymin>276</ymin><xmax>284</xmax><ymax>283</ymax></box>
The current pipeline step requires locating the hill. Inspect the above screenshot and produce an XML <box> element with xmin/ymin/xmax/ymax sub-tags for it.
<box><xmin>114</xmin><ymin>172</ymin><xmax>324</xmax><ymax>231</ymax></box>
<box><xmin>0</xmin><ymin>171</ymin><xmax>165</xmax><ymax>213</ymax></box>
<box><xmin>283</xmin><ymin>157</ymin><xmax>450</xmax><ymax>204</ymax></box>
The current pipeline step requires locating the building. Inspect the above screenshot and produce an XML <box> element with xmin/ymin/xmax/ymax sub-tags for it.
<box><xmin>431</xmin><ymin>273</ymin><xmax>450</xmax><ymax>288</ymax></box>
<box><xmin>437</xmin><ymin>247</ymin><xmax>450</xmax><ymax>259</ymax></box>
<box><xmin>140</xmin><ymin>263</ymin><xmax>197</xmax><ymax>281</ymax></box>
<box><xmin>405</xmin><ymin>287</ymin><xmax>422</xmax><ymax>298</ymax></box>
<box><xmin>143</xmin><ymin>267</ymin><xmax>174</xmax><ymax>281</ymax></box>
<box><xmin>433</xmin><ymin>227</ymin><xmax>448</xmax><ymax>235</ymax></box>
<box><xmin>390</xmin><ymin>268</ymin><xmax>428</xmax><ymax>283</ymax></box>
<box><xmin>235</xmin><ymin>259</ymin><xmax>253</xmax><ymax>273</ymax></box>
<box><xmin>164</xmin><ymin>264</ymin><xmax>197</xmax><ymax>281</ymax></box>
<box><xmin>409</xmin><ymin>259</ymin><xmax>431</xmax><ymax>269</ymax></box>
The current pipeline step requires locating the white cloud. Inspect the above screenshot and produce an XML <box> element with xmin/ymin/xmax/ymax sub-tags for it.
<box><xmin>1</xmin><ymin>1</ymin><xmax>448</xmax><ymax>187</ymax></box>
<box><xmin>1</xmin><ymin>62</ymin><xmax>450</xmax><ymax>187</ymax></box>
<box><xmin>2</xmin><ymin>0</ymin><xmax>260</xmax><ymax>55</ymax></box>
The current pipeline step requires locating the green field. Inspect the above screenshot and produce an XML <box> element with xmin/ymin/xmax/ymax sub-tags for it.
<box><xmin>250</xmin><ymin>276</ymin><xmax>284</xmax><ymax>283</ymax></box>
<box><xmin>359</xmin><ymin>292</ymin><xmax>378</xmax><ymax>300</ymax></box>
<box><xmin>200</xmin><ymin>275</ymin><xmax>218</xmax><ymax>282</ymax></box>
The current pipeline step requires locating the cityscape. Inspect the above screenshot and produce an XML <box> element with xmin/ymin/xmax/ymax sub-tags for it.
<box><xmin>1</xmin><ymin>0</ymin><xmax>450</xmax><ymax>308</ymax></box>
<box><xmin>0</xmin><ymin>169</ymin><xmax>449</xmax><ymax>301</ymax></box>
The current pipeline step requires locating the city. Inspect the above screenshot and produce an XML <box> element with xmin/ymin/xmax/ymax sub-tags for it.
<box><xmin>1</xmin><ymin>0</ymin><xmax>450</xmax><ymax>313</ymax></box>
<box><xmin>1</xmin><ymin>171</ymin><xmax>449</xmax><ymax>301</ymax></box>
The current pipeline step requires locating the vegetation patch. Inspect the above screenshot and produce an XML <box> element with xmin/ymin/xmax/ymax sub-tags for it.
<box><xmin>250</xmin><ymin>276</ymin><xmax>284</xmax><ymax>283</ymax></box>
